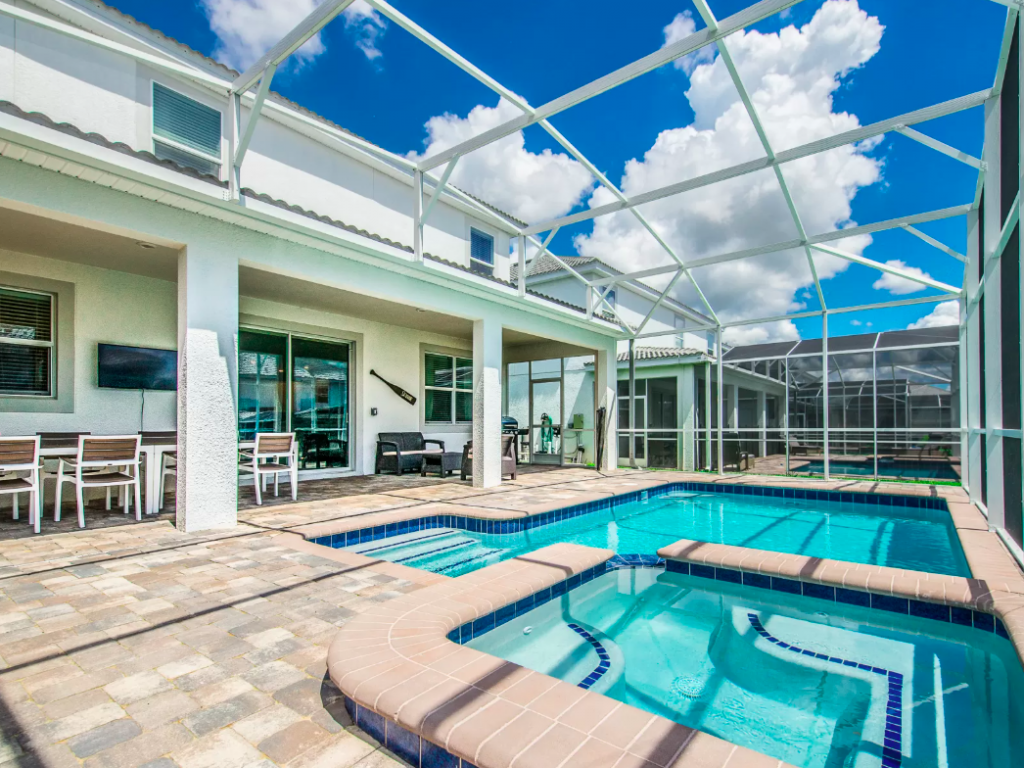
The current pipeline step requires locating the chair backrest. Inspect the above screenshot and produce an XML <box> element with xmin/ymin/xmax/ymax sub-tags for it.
<box><xmin>80</xmin><ymin>435</ymin><xmax>141</xmax><ymax>465</ymax></box>
<box><xmin>140</xmin><ymin>431</ymin><xmax>177</xmax><ymax>441</ymax></box>
<box><xmin>254</xmin><ymin>432</ymin><xmax>295</xmax><ymax>456</ymax></box>
<box><xmin>378</xmin><ymin>432</ymin><xmax>424</xmax><ymax>451</ymax></box>
<box><xmin>501</xmin><ymin>433</ymin><xmax>516</xmax><ymax>458</ymax></box>
<box><xmin>0</xmin><ymin>436</ymin><xmax>40</xmax><ymax>469</ymax></box>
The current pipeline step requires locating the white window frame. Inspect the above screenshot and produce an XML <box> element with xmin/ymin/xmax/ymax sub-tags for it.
<box><xmin>0</xmin><ymin>285</ymin><xmax>55</xmax><ymax>398</ymax></box>
<box><xmin>151</xmin><ymin>81</ymin><xmax>224</xmax><ymax>172</ymax></box>
<box><xmin>424</xmin><ymin>352</ymin><xmax>473</xmax><ymax>425</ymax></box>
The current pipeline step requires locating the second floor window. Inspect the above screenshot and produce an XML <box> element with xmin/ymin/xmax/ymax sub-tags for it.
<box><xmin>0</xmin><ymin>287</ymin><xmax>54</xmax><ymax>397</ymax></box>
<box><xmin>470</xmin><ymin>229</ymin><xmax>494</xmax><ymax>275</ymax></box>
<box><xmin>153</xmin><ymin>83</ymin><xmax>222</xmax><ymax>177</ymax></box>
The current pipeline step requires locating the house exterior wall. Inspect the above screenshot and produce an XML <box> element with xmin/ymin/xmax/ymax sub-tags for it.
<box><xmin>0</xmin><ymin>250</ymin><xmax>179</xmax><ymax>432</ymax></box>
<box><xmin>527</xmin><ymin>271</ymin><xmax>709</xmax><ymax>351</ymax></box>
<box><xmin>0</xmin><ymin>6</ymin><xmax>514</xmax><ymax>277</ymax></box>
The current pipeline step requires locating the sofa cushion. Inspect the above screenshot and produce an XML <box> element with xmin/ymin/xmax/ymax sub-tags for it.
<box><xmin>378</xmin><ymin>432</ymin><xmax>425</xmax><ymax>452</ymax></box>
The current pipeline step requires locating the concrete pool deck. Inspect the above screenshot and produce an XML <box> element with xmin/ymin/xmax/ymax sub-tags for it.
<box><xmin>0</xmin><ymin>468</ymin><xmax>1020</xmax><ymax>768</ymax></box>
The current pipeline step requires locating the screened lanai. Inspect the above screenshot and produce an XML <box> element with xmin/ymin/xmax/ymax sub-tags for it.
<box><xmin>709</xmin><ymin>325</ymin><xmax>960</xmax><ymax>482</ymax></box>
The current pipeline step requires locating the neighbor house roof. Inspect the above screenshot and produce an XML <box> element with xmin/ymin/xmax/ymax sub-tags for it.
<box><xmin>617</xmin><ymin>347</ymin><xmax>707</xmax><ymax>362</ymax></box>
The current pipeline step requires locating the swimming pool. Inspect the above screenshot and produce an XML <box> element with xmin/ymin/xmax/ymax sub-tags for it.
<box><xmin>797</xmin><ymin>459</ymin><xmax>960</xmax><ymax>481</ymax></box>
<box><xmin>319</xmin><ymin>483</ymin><xmax>970</xmax><ymax>577</ymax></box>
<box><xmin>464</xmin><ymin>567</ymin><xmax>1022</xmax><ymax>768</ymax></box>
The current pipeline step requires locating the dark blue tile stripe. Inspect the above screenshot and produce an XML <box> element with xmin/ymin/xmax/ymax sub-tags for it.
<box><xmin>310</xmin><ymin>481</ymin><xmax>950</xmax><ymax>551</ymax></box>
<box><xmin>345</xmin><ymin>695</ymin><xmax>476</xmax><ymax>768</ymax></box>
<box><xmin>567</xmin><ymin>623</ymin><xmax>611</xmax><ymax>689</ymax></box>
<box><xmin>667</xmin><ymin>559</ymin><xmax>1009</xmax><ymax>641</ymax></box>
<box><xmin>747</xmin><ymin>613</ymin><xmax>904</xmax><ymax>767</ymax></box>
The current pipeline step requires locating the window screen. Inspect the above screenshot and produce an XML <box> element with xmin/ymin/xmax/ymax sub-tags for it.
<box><xmin>0</xmin><ymin>288</ymin><xmax>54</xmax><ymax>396</ymax></box>
<box><xmin>153</xmin><ymin>83</ymin><xmax>222</xmax><ymax>175</ymax></box>
<box><xmin>470</xmin><ymin>229</ymin><xmax>494</xmax><ymax>267</ymax></box>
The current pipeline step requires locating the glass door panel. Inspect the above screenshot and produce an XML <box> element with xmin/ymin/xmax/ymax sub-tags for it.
<box><xmin>238</xmin><ymin>330</ymin><xmax>287</xmax><ymax>441</ymax></box>
<box><xmin>292</xmin><ymin>337</ymin><xmax>350</xmax><ymax>470</ymax></box>
<box><xmin>531</xmin><ymin>378</ymin><xmax>562</xmax><ymax>464</ymax></box>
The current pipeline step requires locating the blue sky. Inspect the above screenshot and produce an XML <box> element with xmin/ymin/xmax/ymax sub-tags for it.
<box><xmin>110</xmin><ymin>0</ymin><xmax>1008</xmax><ymax>341</ymax></box>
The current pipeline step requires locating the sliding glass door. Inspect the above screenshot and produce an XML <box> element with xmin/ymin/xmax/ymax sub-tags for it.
<box><xmin>238</xmin><ymin>329</ymin><xmax>352</xmax><ymax>472</ymax></box>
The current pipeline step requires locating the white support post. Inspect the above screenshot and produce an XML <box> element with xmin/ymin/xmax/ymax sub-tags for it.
<box><xmin>716</xmin><ymin>328</ymin><xmax>724</xmax><ymax>475</ymax></box>
<box><xmin>900</xmin><ymin>224</ymin><xmax>967</xmax><ymax>263</ymax></box>
<box><xmin>680</xmin><ymin>366</ymin><xmax>696</xmax><ymax>471</ymax></box>
<box><xmin>966</xmin><ymin>209</ymin><xmax>982</xmax><ymax>506</ymax></box>
<box><xmin>822</xmin><ymin>312</ymin><xmax>830</xmax><ymax>480</ymax></box>
<box><xmin>705</xmin><ymin>360</ymin><xmax>713</xmax><ymax>470</ymax></box>
<box><xmin>517</xmin><ymin>234</ymin><xmax>527</xmax><ymax>297</ymax></box>
<box><xmin>729</xmin><ymin>384</ymin><xmax>740</xmax><ymax>430</ymax></box>
<box><xmin>983</xmin><ymin>95</ymin><xmax>1004</xmax><ymax>527</ymax></box>
<box><xmin>596</xmin><ymin>339</ymin><xmax>618</xmax><ymax>471</ymax></box>
<box><xmin>413</xmin><ymin>170</ymin><xmax>424</xmax><ymax>263</ymax></box>
<box><xmin>628</xmin><ymin>339</ymin><xmax>637</xmax><ymax>468</ymax></box>
<box><xmin>228</xmin><ymin>92</ymin><xmax>241</xmax><ymax>201</ymax></box>
<box><xmin>421</xmin><ymin>156</ymin><xmax>459</xmax><ymax>227</ymax></box>
<box><xmin>757</xmin><ymin>389</ymin><xmax>767</xmax><ymax>459</ymax></box>
<box><xmin>233</xmin><ymin>64</ymin><xmax>277</xmax><ymax>173</ymax></box>
<box><xmin>472</xmin><ymin>317</ymin><xmax>502</xmax><ymax>488</ymax></box>
<box><xmin>176</xmin><ymin>245</ymin><xmax>239</xmax><ymax>532</ymax></box>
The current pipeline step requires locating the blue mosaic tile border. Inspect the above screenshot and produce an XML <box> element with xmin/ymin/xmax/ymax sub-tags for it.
<box><xmin>567</xmin><ymin>623</ymin><xmax>611</xmax><ymax>689</ymax></box>
<box><xmin>667</xmin><ymin>560</ymin><xmax>1010</xmax><ymax>640</ymax></box>
<box><xmin>747</xmin><ymin>614</ymin><xmax>905</xmax><ymax>767</ymax></box>
<box><xmin>309</xmin><ymin>481</ymin><xmax>949</xmax><ymax>550</ymax></box>
<box><xmin>344</xmin><ymin>695</ymin><xmax>478</xmax><ymax>768</ymax></box>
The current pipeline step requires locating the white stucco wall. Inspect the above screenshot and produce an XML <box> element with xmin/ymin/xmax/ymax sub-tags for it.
<box><xmin>0</xmin><ymin>250</ymin><xmax>480</xmax><ymax>470</ymax></box>
<box><xmin>0</xmin><ymin>9</ymin><xmax>515</xmax><ymax>276</ymax></box>
<box><xmin>0</xmin><ymin>250</ymin><xmax>178</xmax><ymax>434</ymax></box>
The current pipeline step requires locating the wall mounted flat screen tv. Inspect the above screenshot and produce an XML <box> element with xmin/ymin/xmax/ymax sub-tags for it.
<box><xmin>98</xmin><ymin>344</ymin><xmax>177</xmax><ymax>391</ymax></box>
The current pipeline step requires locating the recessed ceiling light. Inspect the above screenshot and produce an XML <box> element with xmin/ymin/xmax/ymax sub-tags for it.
<box><xmin>136</xmin><ymin>241</ymin><xmax>156</xmax><ymax>250</ymax></box>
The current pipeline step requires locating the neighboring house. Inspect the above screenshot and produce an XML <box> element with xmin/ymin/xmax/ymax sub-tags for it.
<box><xmin>0</xmin><ymin>0</ymin><xmax>622</xmax><ymax>531</ymax></box>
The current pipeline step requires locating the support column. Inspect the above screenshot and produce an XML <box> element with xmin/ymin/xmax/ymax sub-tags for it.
<box><xmin>679</xmin><ymin>366</ymin><xmax>695</xmax><ymax>470</ymax></box>
<box><xmin>982</xmin><ymin>94</ymin><xmax>1004</xmax><ymax>526</ymax></box>
<box><xmin>704</xmin><ymin>361</ymin><xmax>712</xmax><ymax>470</ymax></box>
<box><xmin>596</xmin><ymin>339</ymin><xmax>618</xmax><ymax>471</ymax></box>
<box><xmin>728</xmin><ymin>384</ymin><xmax>739</xmax><ymax>430</ymax></box>
<box><xmin>757</xmin><ymin>389</ymin><xmax>767</xmax><ymax>458</ymax></box>
<box><xmin>177</xmin><ymin>246</ymin><xmax>239</xmax><ymax>532</ymax></box>
<box><xmin>823</xmin><ymin>312</ymin><xmax>830</xmax><ymax>480</ymax></box>
<box><xmin>716</xmin><ymin>328</ymin><xmax>724</xmax><ymax>475</ymax></box>
<box><xmin>472</xmin><ymin>317</ymin><xmax>502</xmax><ymax>488</ymax></box>
<box><xmin>628</xmin><ymin>339</ymin><xmax>637</xmax><ymax>468</ymax></box>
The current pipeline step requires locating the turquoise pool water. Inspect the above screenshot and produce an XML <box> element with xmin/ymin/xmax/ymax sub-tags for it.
<box><xmin>469</xmin><ymin>568</ymin><xmax>1022</xmax><ymax>768</ymax></box>
<box><xmin>800</xmin><ymin>460</ymin><xmax>960</xmax><ymax>481</ymax></box>
<box><xmin>341</xmin><ymin>490</ymin><xmax>970</xmax><ymax>577</ymax></box>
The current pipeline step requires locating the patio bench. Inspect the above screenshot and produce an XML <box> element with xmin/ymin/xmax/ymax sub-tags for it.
<box><xmin>375</xmin><ymin>432</ymin><xmax>444</xmax><ymax>475</ymax></box>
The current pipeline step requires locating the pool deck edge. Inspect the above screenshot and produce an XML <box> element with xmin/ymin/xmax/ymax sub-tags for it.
<box><xmin>327</xmin><ymin>542</ymin><xmax>795</xmax><ymax>768</ymax></box>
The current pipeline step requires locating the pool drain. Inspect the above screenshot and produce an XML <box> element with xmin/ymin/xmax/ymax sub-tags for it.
<box><xmin>670</xmin><ymin>661</ymin><xmax>714</xmax><ymax>700</ymax></box>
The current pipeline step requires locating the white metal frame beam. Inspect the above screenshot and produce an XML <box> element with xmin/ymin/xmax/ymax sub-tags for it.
<box><xmin>692</xmin><ymin>0</ymin><xmax>827</xmax><ymax>312</ymax></box>
<box><xmin>900</xmin><ymin>224</ymin><xmax>967</xmax><ymax>263</ymax></box>
<box><xmin>416</xmin><ymin>0</ymin><xmax>804</xmax><ymax>172</ymax></box>
<box><xmin>809</xmin><ymin>242</ymin><xmax>962</xmax><ymax>294</ymax></box>
<box><xmin>364</xmin><ymin>0</ymin><xmax>720</xmax><ymax>323</ymax></box>
<box><xmin>896</xmin><ymin>126</ymin><xmax>983</xmax><ymax>169</ymax></box>
<box><xmin>522</xmin><ymin>89</ymin><xmax>988</xmax><ymax>236</ymax></box>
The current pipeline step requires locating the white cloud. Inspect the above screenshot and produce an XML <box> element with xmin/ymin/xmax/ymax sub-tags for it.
<box><xmin>573</xmin><ymin>0</ymin><xmax>885</xmax><ymax>345</ymax></box>
<box><xmin>342</xmin><ymin>0</ymin><xmax>388</xmax><ymax>62</ymax></box>
<box><xmin>907</xmin><ymin>300</ymin><xmax>959</xmax><ymax>329</ymax></box>
<box><xmin>200</xmin><ymin>0</ymin><xmax>326</xmax><ymax>71</ymax></box>
<box><xmin>663</xmin><ymin>12</ymin><xmax>716</xmax><ymax>75</ymax></box>
<box><xmin>850</xmin><ymin>319</ymin><xmax>862</xmax><ymax>326</ymax></box>
<box><xmin>872</xmin><ymin>259</ymin><xmax>930</xmax><ymax>294</ymax></box>
<box><xmin>200</xmin><ymin>0</ymin><xmax>386</xmax><ymax>72</ymax></box>
<box><xmin>409</xmin><ymin>98</ymin><xmax>595</xmax><ymax>222</ymax></box>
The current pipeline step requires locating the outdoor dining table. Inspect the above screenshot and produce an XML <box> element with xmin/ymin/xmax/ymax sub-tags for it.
<box><xmin>39</xmin><ymin>435</ymin><xmax>177</xmax><ymax>517</ymax></box>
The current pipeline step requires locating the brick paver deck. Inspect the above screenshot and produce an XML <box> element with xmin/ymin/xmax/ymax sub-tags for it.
<box><xmin>0</xmin><ymin>467</ymin><xmax>1018</xmax><ymax>768</ymax></box>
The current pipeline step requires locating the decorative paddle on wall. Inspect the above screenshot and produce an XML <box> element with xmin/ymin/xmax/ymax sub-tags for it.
<box><xmin>370</xmin><ymin>369</ymin><xmax>417</xmax><ymax>405</ymax></box>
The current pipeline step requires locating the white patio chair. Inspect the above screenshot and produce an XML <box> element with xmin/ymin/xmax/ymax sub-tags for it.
<box><xmin>239</xmin><ymin>433</ymin><xmax>297</xmax><ymax>506</ymax></box>
<box><xmin>140</xmin><ymin>431</ymin><xmax>177</xmax><ymax>511</ymax></box>
<box><xmin>0</xmin><ymin>437</ymin><xmax>42</xmax><ymax>534</ymax></box>
<box><xmin>55</xmin><ymin>435</ymin><xmax>142</xmax><ymax>528</ymax></box>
